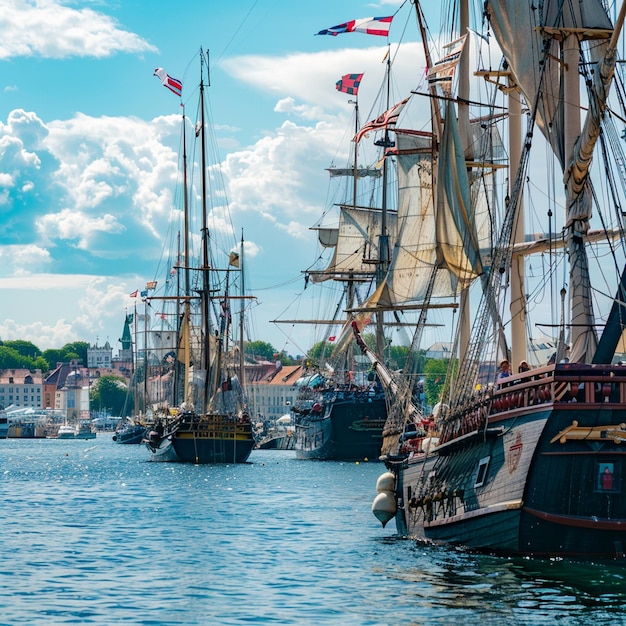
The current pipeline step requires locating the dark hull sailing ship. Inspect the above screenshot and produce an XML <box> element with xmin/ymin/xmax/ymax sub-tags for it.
<box><xmin>293</xmin><ymin>386</ymin><xmax>386</xmax><ymax>460</ymax></box>
<box><xmin>112</xmin><ymin>421</ymin><xmax>146</xmax><ymax>444</ymax></box>
<box><xmin>144</xmin><ymin>51</ymin><xmax>254</xmax><ymax>464</ymax></box>
<box><xmin>367</xmin><ymin>0</ymin><xmax>626</xmax><ymax>559</ymax></box>
<box><xmin>285</xmin><ymin>70</ymin><xmax>403</xmax><ymax>461</ymax></box>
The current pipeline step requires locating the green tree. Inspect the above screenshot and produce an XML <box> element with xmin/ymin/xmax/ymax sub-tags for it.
<box><xmin>42</xmin><ymin>342</ymin><xmax>89</xmax><ymax>369</ymax></box>
<box><xmin>33</xmin><ymin>356</ymin><xmax>50</xmax><ymax>373</ymax></box>
<box><xmin>245</xmin><ymin>340</ymin><xmax>277</xmax><ymax>362</ymax></box>
<box><xmin>62</xmin><ymin>341</ymin><xmax>89</xmax><ymax>365</ymax></box>
<box><xmin>423</xmin><ymin>358</ymin><xmax>450</xmax><ymax>408</ymax></box>
<box><xmin>90</xmin><ymin>375</ymin><xmax>130</xmax><ymax>417</ymax></box>
<box><xmin>0</xmin><ymin>346</ymin><xmax>36</xmax><ymax>369</ymax></box>
<box><xmin>3</xmin><ymin>340</ymin><xmax>41</xmax><ymax>360</ymax></box>
<box><xmin>42</xmin><ymin>348</ymin><xmax>65</xmax><ymax>369</ymax></box>
<box><xmin>386</xmin><ymin>345</ymin><xmax>412</xmax><ymax>372</ymax></box>
<box><xmin>274</xmin><ymin>350</ymin><xmax>295</xmax><ymax>366</ymax></box>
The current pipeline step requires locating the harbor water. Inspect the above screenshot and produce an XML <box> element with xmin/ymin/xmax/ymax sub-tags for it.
<box><xmin>1</xmin><ymin>435</ymin><xmax>625</xmax><ymax>625</ymax></box>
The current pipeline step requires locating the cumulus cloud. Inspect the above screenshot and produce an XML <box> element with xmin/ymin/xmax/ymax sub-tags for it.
<box><xmin>0</xmin><ymin>244</ymin><xmax>51</xmax><ymax>273</ymax></box>
<box><xmin>0</xmin><ymin>0</ymin><xmax>157</xmax><ymax>59</ymax></box>
<box><xmin>0</xmin><ymin>38</ymin><xmax>430</xmax><ymax>352</ymax></box>
<box><xmin>36</xmin><ymin>208</ymin><xmax>124</xmax><ymax>250</ymax></box>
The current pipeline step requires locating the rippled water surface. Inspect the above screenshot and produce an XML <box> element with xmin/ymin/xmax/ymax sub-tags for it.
<box><xmin>1</xmin><ymin>435</ymin><xmax>625</xmax><ymax>625</ymax></box>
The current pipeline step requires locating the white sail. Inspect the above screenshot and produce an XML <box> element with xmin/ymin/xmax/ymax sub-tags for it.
<box><xmin>488</xmin><ymin>0</ymin><xmax>612</xmax><ymax>168</ymax></box>
<box><xmin>309</xmin><ymin>205</ymin><xmax>398</xmax><ymax>283</ymax></box>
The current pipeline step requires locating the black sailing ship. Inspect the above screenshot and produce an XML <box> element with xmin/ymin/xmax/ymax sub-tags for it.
<box><xmin>283</xmin><ymin>62</ymin><xmax>411</xmax><ymax>462</ymax></box>
<box><xmin>367</xmin><ymin>0</ymin><xmax>626</xmax><ymax>559</ymax></box>
<box><xmin>145</xmin><ymin>50</ymin><xmax>254</xmax><ymax>464</ymax></box>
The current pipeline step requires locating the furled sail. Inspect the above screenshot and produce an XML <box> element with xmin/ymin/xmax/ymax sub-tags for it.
<box><xmin>366</xmin><ymin>131</ymin><xmax>454</xmax><ymax>307</ymax></box>
<box><xmin>368</xmin><ymin>110</ymin><xmax>493</xmax><ymax>310</ymax></box>
<box><xmin>488</xmin><ymin>0</ymin><xmax>612</xmax><ymax>169</ymax></box>
<box><xmin>309</xmin><ymin>206</ymin><xmax>398</xmax><ymax>283</ymax></box>
<box><xmin>436</xmin><ymin>101</ymin><xmax>484</xmax><ymax>285</ymax></box>
<box><xmin>488</xmin><ymin>0</ymin><xmax>616</xmax><ymax>363</ymax></box>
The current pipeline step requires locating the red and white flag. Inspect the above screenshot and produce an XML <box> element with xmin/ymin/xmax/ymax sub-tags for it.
<box><xmin>317</xmin><ymin>16</ymin><xmax>393</xmax><ymax>37</ymax></box>
<box><xmin>354</xmin><ymin>97</ymin><xmax>410</xmax><ymax>143</ymax></box>
<box><xmin>154</xmin><ymin>68</ymin><xmax>183</xmax><ymax>97</ymax></box>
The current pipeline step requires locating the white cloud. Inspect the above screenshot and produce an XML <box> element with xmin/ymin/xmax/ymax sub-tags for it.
<box><xmin>0</xmin><ymin>244</ymin><xmax>51</xmax><ymax>273</ymax></box>
<box><xmin>0</xmin><ymin>318</ymin><xmax>77</xmax><ymax>351</ymax></box>
<box><xmin>0</xmin><ymin>0</ymin><xmax>157</xmax><ymax>59</ymax></box>
<box><xmin>0</xmin><ymin>40</ymin><xmax>432</xmax><ymax>354</ymax></box>
<box><xmin>36</xmin><ymin>208</ymin><xmax>124</xmax><ymax>250</ymax></box>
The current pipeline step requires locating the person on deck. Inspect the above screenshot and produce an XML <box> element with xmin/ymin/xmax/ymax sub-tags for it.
<box><xmin>497</xmin><ymin>359</ymin><xmax>511</xmax><ymax>386</ymax></box>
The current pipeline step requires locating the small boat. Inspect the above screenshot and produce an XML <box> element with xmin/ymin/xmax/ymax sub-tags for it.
<box><xmin>112</xmin><ymin>420</ymin><xmax>146</xmax><ymax>444</ymax></box>
<box><xmin>56</xmin><ymin>421</ymin><xmax>96</xmax><ymax>440</ymax></box>
<box><xmin>0</xmin><ymin>411</ymin><xmax>8</xmax><ymax>439</ymax></box>
<box><xmin>255</xmin><ymin>416</ymin><xmax>295</xmax><ymax>450</ymax></box>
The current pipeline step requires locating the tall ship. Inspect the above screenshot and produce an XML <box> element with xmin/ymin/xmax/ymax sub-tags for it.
<box><xmin>366</xmin><ymin>0</ymin><xmax>626</xmax><ymax>559</ymax></box>
<box><xmin>144</xmin><ymin>50</ymin><xmax>255</xmax><ymax>464</ymax></box>
<box><xmin>281</xmin><ymin>69</ymin><xmax>403</xmax><ymax>461</ymax></box>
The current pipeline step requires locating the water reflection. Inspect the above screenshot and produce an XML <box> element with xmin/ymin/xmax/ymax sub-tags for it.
<box><xmin>372</xmin><ymin>536</ymin><xmax>626</xmax><ymax>625</ymax></box>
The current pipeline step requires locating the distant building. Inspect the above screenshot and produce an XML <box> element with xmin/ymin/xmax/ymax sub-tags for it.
<box><xmin>0</xmin><ymin>369</ymin><xmax>43</xmax><ymax>410</ymax></box>
<box><xmin>55</xmin><ymin>367</ymin><xmax>90</xmax><ymax>421</ymax></box>
<box><xmin>248</xmin><ymin>363</ymin><xmax>304</xmax><ymax>422</ymax></box>
<box><xmin>87</xmin><ymin>341</ymin><xmax>112</xmax><ymax>368</ymax></box>
<box><xmin>43</xmin><ymin>361</ymin><xmax>91</xmax><ymax>420</ymax></box>
<box><xmin>425</xmin><ymin>342</ymin><xmax>453</xmax><ymax>360</ymax></box>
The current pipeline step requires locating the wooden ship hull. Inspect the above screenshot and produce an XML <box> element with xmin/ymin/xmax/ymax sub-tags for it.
<box><xmin>388</xmin><ymin>364</ymin><xmax>626</xmax><ymax>558</ymax></box>
<box><xmin>294</xmin><ymin>390</ymin><xmax>387</xmax><ymax>461</ymax></box>
<box><xmin>147</xmin><ymin>412</ymin><xmax>255</xmax><ymax>464</ymax></box>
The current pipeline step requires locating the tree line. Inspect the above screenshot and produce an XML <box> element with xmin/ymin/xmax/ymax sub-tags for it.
<box><xmin>0</xmin><ymin>337</ymin><xmax>453</xmax><ymax>414</ymax></box>
<box><xmin>0</xmin><ymin>340</ymin><xmax>88</xmax><ymax>373</ymax></box>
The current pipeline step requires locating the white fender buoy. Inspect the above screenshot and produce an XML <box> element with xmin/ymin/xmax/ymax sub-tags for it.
<box><xmin>372</xmin><ymin>491</ymin><xmax>397</xmax><ymax>527</ymax></box>
<box><xmin>376</xmin><ymin>471</ymin><xmax>395</xmax><ymax>493</ymax></box>
<box><xmin>373</xmin><ymin>471</ymin><xmax>397</xmax><ymax>527</ymax></box>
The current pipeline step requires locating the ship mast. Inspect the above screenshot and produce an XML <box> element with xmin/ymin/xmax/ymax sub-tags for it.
<box><xmin>199</xmin><ymin>49</ymin><xmax>213</xmax><ymax>411</ymax></box>
<box><xmin>457</xmin><ymin>0</ymin><xmax>471</xmax><ymax>365</ymax></box>
<box><xmin>375</xmin><ymin>48</ymin><xmax>393</xmax><ymax>358</ymax></box>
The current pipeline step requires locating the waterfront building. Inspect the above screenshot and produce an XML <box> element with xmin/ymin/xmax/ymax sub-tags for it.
<box><xmin>247</xmin><ymin>363</ymin><xmax>303</xmax><ymax>422</ymax></box>
<box><xmin>0</xmin><ymin>369</ymin><xmax>43</xmax><ymax>410</ymax></box>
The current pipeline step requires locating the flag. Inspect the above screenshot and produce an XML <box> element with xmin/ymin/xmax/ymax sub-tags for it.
<box><xmin>146</xmin><ymin>281</ymin><xmax>158</xmax><ymax>290</ymax></box>
<box><xmin>140</xmin><ymin>290</ymin><xmax>148</xmax><ymax>298</ymax></box>
<box><xmin>154</xmin><ymin>67</ymin><xmax>183</xmax><ymax>97</ymax></box>
<box><xmin>427</xmin><ymin>35</ymin><xmax>467</xmax><ymax>95</ymax></box>
<box><xmin>229</xmin><ymin>252</ymin><xmax>240</xmax><ymax>268</ymax></box>
<box><xmin>129</xmin><ymin>290</ymin><xmax>138</xmax><ymax>298</ymax></box>
<box><xmin>354</xmin><ymin>97</ymin><xmax>410</xmax><ymax>143</ymax></box>
<box><xmin>316</xmin><ymin>16</ymin><xmax>393</xmax><ymax>37</ymax></box>
<box><xmin>336</xmin><ymin>73</ymin><xmax>363</xmax><ymax>96</ymax></box>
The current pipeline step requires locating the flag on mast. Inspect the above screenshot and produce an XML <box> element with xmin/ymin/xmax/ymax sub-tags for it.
<box><xmin>354</xmin><ymin>97</ymin><xmax>410</xmax><ymax>143</ymax></box>
<box><xmin>336</xmin><ymin>73</ymin><xmax>364</xmax><ymax>96</ymax></box>
<box><xmin>316</xmin><ymin>16</ymin><xmax>393</xmax><ymax>37</ymax></box>
<box><xmin>154</xmin><ymin>68</ymin><xmax>183</xmax><ymax>97</ymax></box>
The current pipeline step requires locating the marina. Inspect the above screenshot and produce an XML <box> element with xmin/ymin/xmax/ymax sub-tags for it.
<box><xmin>1</xmin><ymin>434</ymin><xmax>625</xmax><ymax>625</ymax></box>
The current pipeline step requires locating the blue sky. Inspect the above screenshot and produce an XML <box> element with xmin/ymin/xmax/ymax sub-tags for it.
<box><xmin>0</xmin><ymin>0</ymin><xmax>446</xmax><ymax>356</ymax></box>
